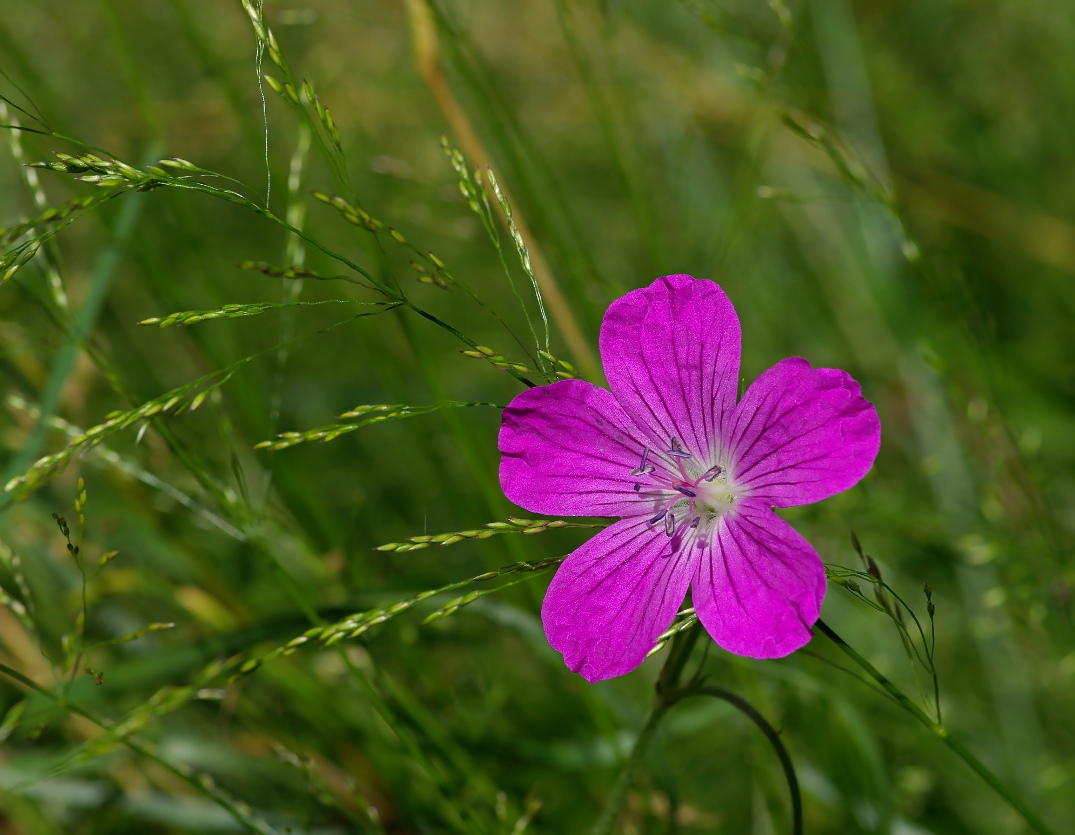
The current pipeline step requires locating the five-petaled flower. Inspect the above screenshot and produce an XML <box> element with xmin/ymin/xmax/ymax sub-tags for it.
<box><xmin>498</xmin><ymin>275</ymin><xmax>881</xmax><ymax>682</ymax></box>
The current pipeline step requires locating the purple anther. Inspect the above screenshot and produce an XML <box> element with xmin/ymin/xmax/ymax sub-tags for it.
<box><xmin>648</xmin><ymin>510</ymin><xmax>666</xmax><ymax>525</ymax></box>
<box><xmin>664</xmin><ymin>513</ymin><xmax>676</xmax><ymax>536</ymax></box>
<box><xmin>631</xmin><ymin>448</ymin><xmax>654</xmax><ymax>476</ymax></box>
<box><xmin>632</xmin><ymin>483</ymin><xmax>641</xmax><ymax>492</ymax></box>
<box><xmin>674</xmin><ymin>485</ymin><xmax>697</xmax><ymax>498</ymax></box>
<box><xmin>689</xmin><ymin>516</ymin><xmax>701</xmax><ymax>529</ymax></box>
<box><xmin>701</xmin><ymin>464</ymin><xmax>723</xmax><ymax>482</ymax></box>
<box><xmin>665</xmin><ymin>437</ymin><xmax>692</xmax><ymax>459</ymax></box>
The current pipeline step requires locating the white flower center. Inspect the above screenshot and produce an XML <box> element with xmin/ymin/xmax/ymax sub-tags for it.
<box><xmin>692</xmin><ymin>470</ymin><xmax>745</xmax><ymax>520</ymax></box>
<box><xmin>628</xmin><ymin>438</ymin><xmax>747</xmax><ymax>539</ymax></box>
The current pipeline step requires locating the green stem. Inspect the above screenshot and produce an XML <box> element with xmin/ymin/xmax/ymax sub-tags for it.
<box><xmin>589</xmin><ymin>701</ymin><xmax>669</xmax><ymax>835</ymax></box>
<box><xmin>816</xmin><ymin>619</ymin><xmax>1055</xmax><ymax>835</ymax></box>
<box><xmin>681</xmin><ymin>687</ymin><xmax>802</xmax><ymax>835</ymax></box>
<box><xmin>592</xmin><ymin>624</ymin><xmax>803</xmax><ymax>835</ymax></box>
<box><xmin>590</xmin><ymin>624</ymin><xmax>700</xmax><ymax>835</ymax></box>
<box><xmin>656</xmin><ymin>617</ymin><xmax>703</xmax><ymax>697</ymax></box>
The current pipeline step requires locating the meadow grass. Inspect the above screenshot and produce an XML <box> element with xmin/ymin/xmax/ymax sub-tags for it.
<box><xmin>1</xmin><ymin>1</ymin><xmax>1073</xmax><ymax>832</ymax></box>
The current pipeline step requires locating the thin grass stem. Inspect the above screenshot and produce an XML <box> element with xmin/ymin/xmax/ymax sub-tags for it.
<box><xmin>816</xmin><ymin>619</ymin><xmax>1056</xmax><ymax>835</ymax></box>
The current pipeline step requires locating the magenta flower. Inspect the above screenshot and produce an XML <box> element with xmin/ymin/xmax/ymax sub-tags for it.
<box><xmin>498</xmin><ymin>275</ymin><xmax>881</xmax><ymax>682</ymax></box>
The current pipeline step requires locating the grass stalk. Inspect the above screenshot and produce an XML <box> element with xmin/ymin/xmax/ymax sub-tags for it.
<box><xmin>403</xmin><ymin>0</ymin><xmax>599</xmax><ymax>381</ymax></box>
<box><xmin>816</xmin><ymin>620</ymin><xmax>1056</xmax><ymax>835</ymax></box>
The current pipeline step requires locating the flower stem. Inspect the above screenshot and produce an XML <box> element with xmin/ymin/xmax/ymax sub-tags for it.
<box><xmin>590</xmin><ymin>624</ymin><xmax>700</xmax><ymax>835</ymax></box>
<box><xmin>589</xmin><ymin>699</ymin><xmax>670</xmax><ymax>835</ymax></box>
<box><xmin>656</xmin><ymin>616</ymin><xmax>703</xmax><ymax>697</ymax></box>
<box><xmin>816</xmin><ymin>619</ymin><xmax>1056</xmax><ymax>835</ymax></box>
<box><xmin>592</xmin><ymin>625</ymin><xmax>803</xmax><ymax>835</ymax></box>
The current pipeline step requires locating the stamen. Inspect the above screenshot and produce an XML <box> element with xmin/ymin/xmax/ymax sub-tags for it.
<box><xmin>690</xmin><ymin>516</ymin><xmax>701</xmax><ymax>529</ymax></box>
<box><xmin>648</xmin><ymin>510</ymin><xmax>666</xmax><ymax>525</ymax></box>
<box><xmin>631</xmin><ymin>448</ymin><xmax>655</xmax><ymax>476</ymax></box>
<box><xmin>665</xmin><ymin>437</ymin><xmax>692</xmax><ymax>459</ymax></box>
<box><xmin>632</xmin><ymin>483</ymin><xmax>641</xmax><ymax>492</ymax></box>
<box><xmin>701</xmin><ymin>464</ymin><xmax>723</xmax><ymax>482</ymax></box>
<box><xmin>664</xmin><ymin>513</ymin><xmax>676</xmax><ymax>536</ymax></box>
<box><xmin>674</xmin><ymin>485</ymin><xmax>697</xmax><ymax>498</ymax></box>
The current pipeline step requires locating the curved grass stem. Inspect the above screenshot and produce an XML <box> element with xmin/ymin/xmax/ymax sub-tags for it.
<box><xmin>680</xmin><ymin>686</ymin><xmax>802</xmax><ymax>835</ymax></box>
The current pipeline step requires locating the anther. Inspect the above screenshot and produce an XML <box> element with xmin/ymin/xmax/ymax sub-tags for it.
<box><xmin>674</xmin><ymin>485</ymin><xmax>697</xmax><ymax>498</ymax></box>
<box><xmin>689</xmin><ymin>516</ymin><xmax>701</xmax><ymax>529</ymax></box>
<box><xmin>701</xmin><ymin>464</ymin><xmax>723</xmax><ymax>482</ymax></box>
<box><xmin>631</xmin><ymin>448</ymin><xmax>655</xmax><ymax>476</ymax></box>
<box><xmin>666</xmin><ymin>437</ymin><xmax>692</xmax><ymax>459</ymax></box>
<box><xmin>648</xmin><ymin>510</ymin><xmax>666</xmax><ymax>525</ymax></box>
<box><xmin>632</xmin><ymin>483</ymin><xmax>641</xmax><ymax>492</ymax></box>
<box><xmin>664</xmin><ymin>513</ymin><xmax>676</xmax><ymax>536</ymax></box>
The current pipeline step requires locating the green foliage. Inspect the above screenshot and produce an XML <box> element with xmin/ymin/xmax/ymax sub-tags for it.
<box><xmin>1</xmin><ymin>1</ymin><xmax>1073</xmax><ymax>833</ymax></box>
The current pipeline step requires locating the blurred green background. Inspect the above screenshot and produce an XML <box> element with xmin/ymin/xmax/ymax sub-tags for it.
<box><xmin>1</xmin><ymin>0</ymin><xmax>1073</xmax><ymax>832</ymax></box>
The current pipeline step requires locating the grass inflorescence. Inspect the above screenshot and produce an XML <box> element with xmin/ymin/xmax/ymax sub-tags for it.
<box><xmin>255</xmin><ymin>400</ymin><xmax>498</xmax><ymax>451</ymax></box>
<box><xmin>375</xmin><ymin>516</ymin><xmax>606</xmax><ymax>552</ymax></box>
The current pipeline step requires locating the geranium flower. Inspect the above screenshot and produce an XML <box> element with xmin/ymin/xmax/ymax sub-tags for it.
<box><xmin>498</xmin><ymin>275</ymin><xmax>881</xmax><ymax>682</ymax></box>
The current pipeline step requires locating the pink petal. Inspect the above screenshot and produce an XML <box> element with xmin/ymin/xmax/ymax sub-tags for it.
<box><xmin>600</xmin><ymin>275</ymin><xmax>741</xmax><ymax>463</ymax></box>
<box><xmin>728</xmin><ymin>358</ymin><xmax>881</xmax><ymax>507</ymax></box>
<box><xmin>542</xmin><ymin>517</ymin><xmax>696</xmax><ymax>682</ymax></box>
<box><xmin>499</xmin><ymin>379</ymin><xmax>655</xmax><ymax>517</ymax></box>
<box><xmin>693</xmin><ymin>501</ymin><xmax>826</xmax><ymax>658</ymax></box>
